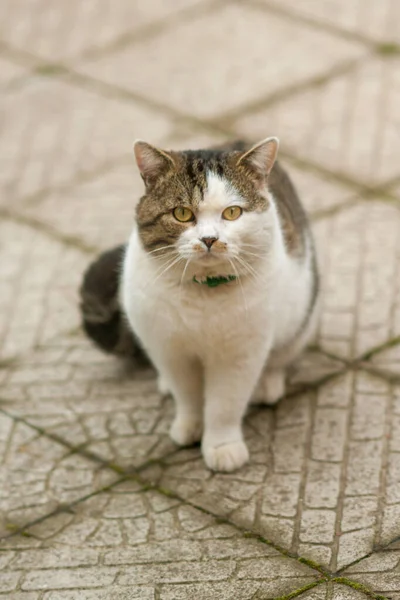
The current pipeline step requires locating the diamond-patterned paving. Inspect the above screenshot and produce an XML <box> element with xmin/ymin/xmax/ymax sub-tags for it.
<box><xmin>1</xmin><ymin>1</ymin><xmax>400</xmax><ymax>598</ymax></box>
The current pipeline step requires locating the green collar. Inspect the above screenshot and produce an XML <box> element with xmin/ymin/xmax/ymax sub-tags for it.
<box><xmin>192</xmin><ymin>275</ymin><xmax>237</xmax><ymax>288</ymax></box>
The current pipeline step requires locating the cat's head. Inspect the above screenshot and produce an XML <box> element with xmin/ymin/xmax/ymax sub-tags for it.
<box><xmin>134</xmin><ymin>138</ymin><xmax>279</xmax><ymax>278</ymax></box>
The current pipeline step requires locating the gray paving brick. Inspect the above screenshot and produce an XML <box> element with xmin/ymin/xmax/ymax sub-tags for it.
<box><xmin>1</xmin><ymin>483</ymin><xmax>318</xmax><ymax>599</ymax></box>
<box><xmin>78</xmin><ymin>3</ymin><xmax>365</xmax><ymax>119</ymax></box>
<box><xmin>0</xmin><ymin>78</ymin><xmax>173</xmax><ymax>204</ymax></box>
<box><xmin>262</xmin><ymin>0</ymin><xmax>400</xmax><ymax>44</ymax></box>
<box><xmin>1</xmin><ymin>0</ymin><xmax>400</xmax><ymax>591</ymax></box>
<box><xmin>343</xmin><ymin>543</ymin><xmax>400</xmax><ymax>596</ymax></box>
<box><xmin>0</xmin><ymin>0</ymin><xmax>206</xmax><ymax>63</ymax></box>
<box><xmin>0</xmin><ymin>414</ymin><xmax>117</xmax><ymax>538</ymax></box>
<box><xmin>236</xmin><ymin>58</ymin><xmax>400</xmax><ymax>185</ymax></box>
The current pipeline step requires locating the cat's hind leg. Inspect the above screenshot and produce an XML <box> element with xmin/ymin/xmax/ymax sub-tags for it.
<box><xmin>252</xmin><ymin>368</ymin><xmax>285</xmax><ymax>406</ymax></box>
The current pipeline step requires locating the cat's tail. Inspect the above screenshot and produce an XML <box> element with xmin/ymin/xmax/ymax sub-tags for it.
<box><xmin>79</xmin><ymin>245</ymin><xmax>146</xmax><ymax>361</ymax></box>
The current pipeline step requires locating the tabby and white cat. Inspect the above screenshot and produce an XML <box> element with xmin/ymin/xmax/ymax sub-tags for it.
<box><xmin>116</xmin><ymin>138</ymin><xmax>319</xmax><ymax>472</ymax></box>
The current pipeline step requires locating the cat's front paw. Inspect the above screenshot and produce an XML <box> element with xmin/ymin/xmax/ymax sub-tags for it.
<box><xmin>170</xmin><ymin>417</ymin><xmax>202</xmax><ymax>446</ymax></box>
<box><xmin>202</xmin><ymin>441</ymin><xmax>249</xmax><ymax>472</ymax></box>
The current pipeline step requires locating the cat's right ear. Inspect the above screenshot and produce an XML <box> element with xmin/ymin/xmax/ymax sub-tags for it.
<box><xmin>134</xmin><ymin>141</ymin><xmax>175</xmax><ymax>186</ymax></box>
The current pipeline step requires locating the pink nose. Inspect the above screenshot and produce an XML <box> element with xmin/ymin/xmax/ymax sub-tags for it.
<box><xmin>202</xmin><ymin>237</ymin><xmax>218</xmax><ymax>249</ymax></box>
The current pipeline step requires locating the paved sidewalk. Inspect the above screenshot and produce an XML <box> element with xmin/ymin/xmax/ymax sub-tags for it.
<box><xmin>1</xmin><ymin>1</ymin><xmax>400</xmax><ymax>598</ymax></box>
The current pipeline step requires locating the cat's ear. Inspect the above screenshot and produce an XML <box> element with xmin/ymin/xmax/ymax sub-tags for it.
<box><xmin>237</xmin><ymin>137</ymin><xmax>279</xmax><ymax>178</ymax></box>
<box><xmin>134</xmin><ymin>140</ymin><xmax>175</xmax><ymax>185</ymax></box>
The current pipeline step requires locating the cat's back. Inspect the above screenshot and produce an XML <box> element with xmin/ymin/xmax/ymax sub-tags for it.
<box><xmin>269</xmin><ymin>161</ymin><xmax>311</xmax><ymax>260</ymax></box>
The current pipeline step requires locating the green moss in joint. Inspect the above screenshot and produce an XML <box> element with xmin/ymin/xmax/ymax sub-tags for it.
<box><xmin>333</xmin><ymin>577</ymin><xmax>390</xmax><ymax>600</ymax></box>
<box><xmin>35</xmin><ymin>64</ymin><xmax>66</xmax><ymax>77</ymax></box>
<box><xmin>375</xmin><ymin>42</ymin><xmax>400</xmax><ymax>56</ymax></box>
<box><xmin>271</xmin><ymin>580</ymin><xmax>326</xmax><ymax>600</ymax></box>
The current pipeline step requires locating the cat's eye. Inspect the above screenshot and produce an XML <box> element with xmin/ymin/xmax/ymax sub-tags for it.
<box><xmin>173</xmin><ymin>207</ymin><xmax>195</xmax><ymax>223</ymax></box>
<box><xmin>222</xmin><ymin>206</ymin><xmax>242</xmax><ymax>221</ymax></box>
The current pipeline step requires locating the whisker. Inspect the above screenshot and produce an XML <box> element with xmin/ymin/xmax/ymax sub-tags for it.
<box><xmin>229</xmin><ymin>258</ymin><xmax>248</xmax><ymax>317</ymax></box>
<box><xmin>179</xmin><ymin>258</ymin><xmax>191</xmax><ymax>304</ymax></box>
<box><xmin>150</xmin><ymin>255</ymin><xmax>184</xmax><ymax>287</ymax></box>
<box><xmin>147</xmin><ymin>245</ymin><xmax>176</xmax><ymax>256</ymax></box>
<box><xmin>143</xmin><ymin>254</ymin><xmax>181</xmax><ymax>289</ymax></box>
<box><xmin>241</xmin><ymin>249</ymin><xmax>268</xmax><ymax>259</ymax></box>
<box><xmin>235</xmin><ymin>256</ymin><xmax>260</xmax><ymax>282</ymax></box>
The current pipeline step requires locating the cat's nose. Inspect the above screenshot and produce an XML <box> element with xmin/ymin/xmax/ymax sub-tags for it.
<box><xmin>201</xmin><ymin>237</ymin><xmax>218</xmax><ymax>249</ymax></box>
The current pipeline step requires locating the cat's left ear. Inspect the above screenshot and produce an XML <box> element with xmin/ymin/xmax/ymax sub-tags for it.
<box><xmin>237</xmin><ymin>137</ymin><xmax>279</xmax><ymax>178</ymax></box>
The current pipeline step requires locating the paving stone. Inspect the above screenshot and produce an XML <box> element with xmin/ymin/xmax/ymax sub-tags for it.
<box><xmin>0</xmin><ymin>0</ymin><xmax>205</xmax><ymax>63</ymax></box>
<box><xmin>297</xmin><ymin>583</ymin><xmax>372</xmax><ymax>600</ymax></box>
<box><xmin>19</xmin><ymin>131</ymin><xmax>223</xmax><ymax>251</ymax></box>
<box><xmin>336</xmin><ymin>529</ymin><xmax>376</xmax><ymax>571</ymax></box>
<box><xmin>137</xmin><ymin>370</ymin><xmax>399</xmax><ymax>571</ymax></box>
<box><xmin>0</xmin><ymin>413</ymin><xmax>117</xmax><ymax>538</ymax></box>
<box><xmin>0</xmin><ymin>271</ymin><xmax>398</xmax><ymax>572</ymax></box>
<box><xmin>311</xmin><ymin>407</ymin><xmax>348</xmax><ymax>462</ymax></box>
<box><xmin>263</xmin><ymin>0</ymin><xmax>400</xmax><ymax>44</ymax></box>
<box><xmin>370</xmin><ymin>343</ymin><xmax>400</xmax><ymax>379</ymax></box>
<box><xmin>19</xmin><ymin>164</ymin><xmax>140</xmax><ymax>252</ymax></box>
<box><xmin>304</xmin><ymin>461</ymin><xmax>341</xmax><ymax>509</ymax></box>
<box><xmin>236</xmin><ymin>58</ymin><xmax>400</xmax><ymax>185</ymax></box>
<box><xmin>0</xmin><ymin>219</ymin><xmax>88</xmax><ymax>360</ymax></box>
<box><xmin>0</xmin><ymin>77</ymin><xmax>173</xmax><ymax>204</ymax></box>
<box><xmin>78</xmin><ymin>3</ymin><xmax>365</xmax><ymax>119</ymax></box>
<box><xmin>343</xmin><ymin>545</ymin><xmax>400</xmax><ymax>597</ymax></box>
<box><xmin>0</xmin><ymin>58</ymin><xmax>27</xmax><ymax>88</ymax></box>
<box><xmin>43</xmin><ymin>591</ymin><xmax>154</xmax><ymax>600</ymax></box>
<box><xmin>281</xmin><ymin>162</ymin><xmax>356</xmax><ymax>218</ymax></box>
<box><xmin>297</xmin><ymin>584</ymin><xmax>328</xmax><ymax>600</ymax></box>
<box><xmin>312</xmin><ymin>202</ymin><xmax>400</xmax><ymax>359</ymax></box>
<box><xmin>300</xmin><ymin>509</ymin><xmax>336</xmax><ymax>544</ymax></box>
<box><xmin>0</xmin><ymin>593</ymin><xmax>39</xmax><ymax>600</ymax></box>
<box><xmin>330</xmin><ymin>584</ymin><xmax>372</xmax><ymax>600</ymax></box>
<box><xmin>2</xmin><ymin>0</ymin><xmax>400</xmax><ymax>589</ymax></box>
<box><xmin>0</xmin><ymin>333</ymin><xmax>176</xmax><ymax>467</ymax></box>
<box><xmin>0</xmin><ymin>482</ymin><xmax>318</xmax><ymax>598</ymax></box>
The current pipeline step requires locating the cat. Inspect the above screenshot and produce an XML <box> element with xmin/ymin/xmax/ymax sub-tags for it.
<box><xmin>80</xmin><ymin>138</ymin><xmax>319</xmax><ymax>472</ymax></box>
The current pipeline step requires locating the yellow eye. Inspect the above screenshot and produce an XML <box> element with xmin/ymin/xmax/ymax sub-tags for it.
<box><xmin>173</xmin><ymin>207</ymin><xmax>195</xmax><ymax>222</ymax></box>
<box><xmin>222</xmin><ymin>206</ymin><xmax>242</xmax><ymax>221</ymax></box>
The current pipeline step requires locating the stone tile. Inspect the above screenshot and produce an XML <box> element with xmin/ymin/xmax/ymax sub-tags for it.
<box><xmin>0</xmin><ymin>413</ymin><xmax>117</xmax><ymax>537</ymax></box>
<box><xmin>0</xmin><ymin>333</ymin><xmax>176</xmax><ymax>469</ymax></box>
<box><xmin>0</xmin><ymin>219</ymin><xmax>89</xmax><ymax>360</ymax></box>
<box><xmin>19</xmin><ymin>131</ymin><xmax>224</xmax><ymax>251</ymax></box>
<box><xmin>0</xmin><ymin>481</ymin><xmax>318</xmax><ymax>599</ymax></box>
<box><xmin>297</xmin><ymin>583</ymin><xmax>373</xmax><ymax>600</ymax></box>
<box><xmin>20</xmin><ymin>164</ymin><xmax>140</xmax><ymax>252</ymax></box>
<box><xmin>370</xmin><ymin>343</ymin><xmax>400</xmax><ymax>378</ymax></box>
<box><xmin>330</xmin><ymin>584</ymin><xmax>372</xmax><ymax>600</ymax></box>
<box><xmin>236</xmin><ymin>58</ymin><xmax>400</xmax><ymax>185</ymax></box>
<box><xmin>78</xmin><ymin>3</ymin><xmax>365</xmax><ymax>119</ymax></box>
<box><xmin>0</xmin><ymin>77</ymin><xmax>173</xmax><ymax>204</ymax></box>
<box><xmin>134</xmin><ymin>370</ymin><xmax>398</xmax><ymax>571</ymax></box>
<box><xmin>263</xmin><ymin>0</ymin><xmax>400</xmax><ymax>44</ymax></box>
<box><xmin>0</xmin><ymin>58</ymin><xmax>27</xmax><ymax>88</ymax></box>
<box><xmin>297</xmin><ymin>584</ymin><xmax>328</xmax><ymax>600</ymax></box>
<box><xmin>312</xmin><ymin>202</ymin><xmax>400</xmax><ymax>359</ymax></box>
<box><xmin>311</xmin><ymin>407</ymin><xmax>348</xmax><ymax>462</ymax></box>
<box><xmin>336</xmin><ymin>529</ymin><xmax>376</xmax><ymax>571</ymax></box>
<box><xmin>281</xmin><ymin>161</ymin><xmax>356</xmax><ymax>218</ymax></box>
<box><xmin>0</xmin><ymin>0</ymin><xmax>205</xmax><ymax>63</ymax></box>
<box><xmin>343</xmin><ymin>545</ymin><xmax>400</xmax><ymax>598</ymax></box>
<box><xmin>285</xmin><ymin>350</ymin><xmax>345</xmax><ymax>392</ymax></box>
<box><xmin>140</xmin><ymin>393</ymin><xmax>303</xmax><ymax>550</ymax></box>
<box><xmin>300</xmin><ymin>509</ymin><xmax>336</xmax><ymax>544</ymax></box>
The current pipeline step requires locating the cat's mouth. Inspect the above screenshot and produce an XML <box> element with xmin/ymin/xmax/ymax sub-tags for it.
<box><xmin>194</xmin><ymin>252</ymin><xmax>229</xmax><ymax>266</ymax></box>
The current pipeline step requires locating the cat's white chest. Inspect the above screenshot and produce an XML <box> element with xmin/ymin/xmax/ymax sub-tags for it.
<box><xmin>121</xmin><ymin>236</ymin><xmax>270</xmax><ymax>357</ymax></box>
